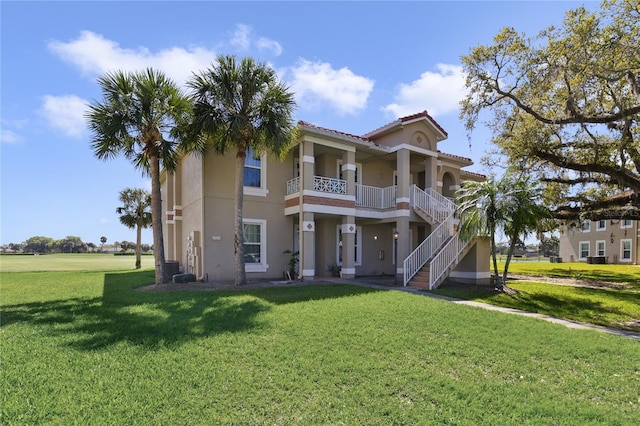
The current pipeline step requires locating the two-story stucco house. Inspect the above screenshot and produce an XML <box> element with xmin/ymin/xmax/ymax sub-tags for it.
<box><xmin>161</xmin><ymin>111</ymin><xmax>490</xmax><ymax>289</ymax></box>
<box><xmin>559</xmin><ymin>217</ymin><xmax>639</xmax><ymax>265</ymax></box>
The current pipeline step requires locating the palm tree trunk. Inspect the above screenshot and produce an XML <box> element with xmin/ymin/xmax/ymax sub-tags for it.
<box><xmin>150</xmin><ymin>155</ymin><xmax>167</xmax><ymax>284</ymax></box>
<box><xmin>234</xmin><ymin>147</ymin><xmax>247</xmax><ymax>286</ymax></box>
<box><xmin>135</xmin><ymin>224</ymin><xmax>142</xmax><ymax>269</ymax></box>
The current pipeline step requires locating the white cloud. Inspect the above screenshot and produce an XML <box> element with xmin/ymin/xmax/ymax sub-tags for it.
<box><xmin>1</xmin><ymin>119</ymin><xmax>28</xmax><ymax>144</ymax></box>
<box><xmin>229</xmin><ymin>24</ymin><xmax>282</xmax><ymax>56</ymax></box>
<box><xmin>0</xmin><ymin>129</ymin><xmax>24</xmax><ymax>144</ymax></box>
<box><xmin>383</xmin><ymin>64</ymin><xmax>467</xmax><ymax>118</ymax></box>
<box><xmin>289</xmin><ymin>60</ymin><xmax>374</xmax><ymax>115</ymax></box>
<box><xmin>40</xmin><ymin>95</ymin><xmax>88</xmax><ymax>138</ymax></box>
<box><xmin>48</xmin><ymin>31</ymin><xmax>215</xmax><ymax>85</ymax></box>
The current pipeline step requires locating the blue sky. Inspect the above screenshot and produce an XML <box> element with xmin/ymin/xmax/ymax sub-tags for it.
<box><xmin>1</xmin><ymin>0</ymin><xmax>595</xmax><ymax>246</ymax></box>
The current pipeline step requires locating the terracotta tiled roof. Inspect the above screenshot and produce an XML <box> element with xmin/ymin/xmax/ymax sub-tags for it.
<box><xmin>399</xmin><ymin>111</ymin><xmax>448</xmax><ymax>137</ymax></box>
<box><xmin>297</xmin><ymin>120</ymin><xmax>371</xmax><ymax>142</ymax></box>
<box><xmin>438</xmin><ymin>150</ymin><xmax>472</xmax><ymax>164</ymax></box>
<box><xmin>460</xmin><ymin>169</ymin><xmax>487</xmax><ymax>180</ymax></box>
<box><xmin>363</xmin><ymin>110</ymin><xmax>448</xmax><ymax>139</ymax></box>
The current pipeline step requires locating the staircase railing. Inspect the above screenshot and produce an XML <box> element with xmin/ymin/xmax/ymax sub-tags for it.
<box><xmin>403</xmin><ymin>186</ymin><xmax>456</xmax><ymax>285</ymax></box>
<box><xmin>428</xmin><ymin>233</ymin><xmax>471</xmax><ymax>289</ymax></box>
<box><xmin>411</xmin><ymin>186</ymin><xmax>455</xmax><ymax>223</ymax></box>
<box><xmin>403</xmin><ymin>214</ymin><xmax>454</xmax><ymax>285</ymax></box>
<box><xmin>403</xmin><ymin>186</ymin><xmax>472</xmax><ymax>289</ymax></box>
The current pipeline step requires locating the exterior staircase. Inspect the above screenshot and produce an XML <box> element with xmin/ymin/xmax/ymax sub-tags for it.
<box><xmin>403</xmin><ymin>186</ymin><xmax>472</xmax><ymax>290</ymax></box>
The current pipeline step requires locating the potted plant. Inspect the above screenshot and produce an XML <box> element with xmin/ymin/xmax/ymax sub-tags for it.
<box><xmin>327</xmin><ymin>262</ymin><xmax>341</xmax><ymax>277</ymax></box>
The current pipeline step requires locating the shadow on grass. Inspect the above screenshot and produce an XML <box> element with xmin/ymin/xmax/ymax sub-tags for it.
<box><xmin>435</xmin><ymin>284</ymin><xmax>639</xmax><ymax>331</ymax></box>
<box><xmin>1</xmin><ymin>271</ymin><xmax>385</xmax><ymax>351</ymax></box>
<box><xmin>229</xmin><ymin>283</ymin><xmax>384</xmax><ymax>305</ymax></box>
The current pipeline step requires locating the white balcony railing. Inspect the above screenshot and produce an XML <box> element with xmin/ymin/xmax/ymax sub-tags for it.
<box><xmin>314</xmin><ymin>176</ymin><xmax>346</xmax><ymax>194</ymax></box>
<box><xmin>286</xmin><ymin>177</ymin><xmax>300</xmax><ymax>195</ymax></box>
<box><xmin>356</xmin><ymin>184</ymin><xmax>396</xmax><ymax>209</ymax></box>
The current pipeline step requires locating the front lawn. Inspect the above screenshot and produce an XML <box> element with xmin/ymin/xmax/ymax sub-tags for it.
<box><xmin>1</xmin><ymin>268</ymin><xmax>638</xmax><ymax>424</ymax></box>
<box><xmin>432</xmin><ymin>262</ymin><xmax>639</xmax><ymax>331</ymax></box>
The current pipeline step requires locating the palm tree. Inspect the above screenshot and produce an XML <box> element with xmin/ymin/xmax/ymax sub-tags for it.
<box><xmin>188</xmin><ymin>55</ymin><xmax>297</xmax><ymax>285</ymax></box>
<box><xmin>100</xmin><ymin>236</ymin><xmax>107</xmax><ymax>251</ymax></box>
<box><xmin>457</xmin><ymin>173</ymin><xmax>550</xmax><ymax>290</ymax></box>
<box><xmin>500</xmin><ymin>175</ymin><xmax>551</xmax><ymax>282</ymax></box>
<box><xmin>116</xmin><ymin>188</ymin><xmax>152</xmax><ymax>269</ymax></box>
<box><xmin>456</xmin><ymin>176</ymin><xmax>505</xmax><ymax>281</ymax></box>
<box><xmin>87</xmin><ymin>68</ymin><xmax>199</xmax><ymax>284</ymax></box>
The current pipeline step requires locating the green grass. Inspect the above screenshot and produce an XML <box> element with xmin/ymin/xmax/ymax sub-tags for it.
<box><xmin>432</xmin><ymin>262</ymin><xmax>640</xmax><ymax>331</ymax></box>
<box><xmin>1</xmin><ymin>263</ymin><xmax>639</xmax><ymax>424</ymax></box>
<box><xmin>501</xmin><ymin>261</ymin><xmax>640</xmax><ymax>289</ymax></box>
<box><xmin>0</xmin><ymin>253</ymin><xmax>155</xmax><ymax>272</ymax></box>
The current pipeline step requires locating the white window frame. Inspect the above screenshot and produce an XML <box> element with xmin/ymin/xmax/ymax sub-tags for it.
<box><xmin>596</xmin><ymin>220</ymin><xmax>606</xmax><ymax>231</ymax></box>
<box><xmin>579</xmin><ymin>241</ymin><xmax>590</xmax><ymax>260</ymax></box>
<box><xmin>596</xmin><ymin>240</ymin><xmax>606</xmax><ymax>257</ymax></box>
<box><xmin>620</xmin><ymin>239</ymin><xmax>632</xmax><ymax>262</ymax></box>
<box><xmin>336</xmin><ymin>225</ymin><xmax>362</xmax><ymax>267</ymax></box>
<box><xmin>243</xmin><ymin>218</ymin><xmax>268</xmax><ymax>272</ymax></box>
<box><xmin>621</xmin><ymin>219</ymin><xmax>633</xmax><ymax>229</ymax></box>
<box><xmin>244</xmin><ymin>148</ymin><xmax>268</xmax><ymax>197</ymax></box>
<box><xmin>580</xmin><ymin>221</ymin><xmax>590</xmax><ymax>232</ymax></box>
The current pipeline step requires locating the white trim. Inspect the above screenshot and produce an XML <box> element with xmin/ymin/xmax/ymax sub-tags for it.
<box><xmin>303</xmin><ymin>135</ymin><xmax>356</xmax><ymax>152</ymax></box>
<box><xmin>244</xmin><ymin>149</ymin><xmax>268</xmax><ymax>195</ymax></box>
<box><xmin>341</xmin><ymin>163</ymin><xmax>357</xmax><ymax>172</ymax></box>
<box><xmin>580</xmin><ymin>221</ymin><xmax>590</xmax><ymax>232</ymax></box>
<box><xmin>579</xmin><ymin>241</ymin><xmax>590</xmax><ymax>260</ymax></box>
<box><xmin>302</xmin><ymin>221</ymin><xmax>315</xmax><ymax>232</ymax></box>
<box><xmin>284</xmin><ymin>206</ymin><xmax>300</xmax><ymax>215</ymax></box>
<box><xmin>340</xmin><ymin>268</ymin><xmax>356</xmax><ymax>275</ymax></box>
<box><xmin>302</xmin><ymin>204</ymin><xmax>357</xmax><ymax>216</ymax></box>
<box><xmin>242</xmin><ymin>218</ymin><xmax>268</xmax><ymax>272</ymax></box>
<box><xmin>389</xmin><ymin>143</ymin><xmax>438</xmax><ymax>157</ymax></box>
<box><xmin>396</xmin><ymin>197</ymin><xmax>411</xmax><ymax>204</ymax></box>
<box><xmin>244</xmin><ymin>187</ymin><xmax>269</xmax><ymax>197</ymax></box>
<box><xmin>449</xmin><ymin>271</ymin><xmax>492</xmax><ymax>279</ymax></box>
<box><xmin>301</xmin><ymin>269</ymin><xmax>315</xmax><ymax>276</ymax></box>
<box><xmin>302</xmin><ymin>155</ymin><xmax>315</xmax><ymax>164</ymax></box>
<box><xmin>302</xmin><ymin>189</ymin><xmax>355</xmax><ymax>202</ymax></box>
<box><xmin>449</xmin><ymin>185</ymin><xmax>460</xmax><ymax>191</ymax></box>
<box><xmin>596</xmin><ymin>240</ymin><xmax>606</xmax><ymax>257</ymax></box>
<box><xmin>620</xmin><ymin>239</ymin><xmax>632</xmax><ymax>262</ymax></box>
<box><xmin>437</xmin><ymin>181</ymin><xmax>443</xmax><ymax>187</ymax></box>
<box><xmin>596</xmin><ymin>220</ymin><xmax>606</xmax><ymax>231</ymax></box>
<box><xmin>621</xmin><ymin>219</ymin><xmax>633</xmax><ymax>229</ymax></box>
<box><xmin>173</xmin><ymin>205</ymin><xmax>183</xmax><ymax>210</ymax></box>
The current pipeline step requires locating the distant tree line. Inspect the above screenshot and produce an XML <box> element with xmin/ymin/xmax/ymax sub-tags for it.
<box><xmin>1</xmin><ymin>236</ymin><xmax>152</xmax><ymax>254</ymax></box>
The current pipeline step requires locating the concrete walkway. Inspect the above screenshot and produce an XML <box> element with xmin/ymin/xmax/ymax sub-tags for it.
<box><xmin>337</xmin><ymin>277</ymin><xmax>640</xmax><ymax>342</ymax></box>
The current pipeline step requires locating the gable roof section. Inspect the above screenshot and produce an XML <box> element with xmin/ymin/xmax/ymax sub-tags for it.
<box><xmin>363</xmin><ymin>111</ymin><xmax>448</xmax><ymax>140</ymax></box>
<box><xmin>297</xmin><ymin>120</ymin><xmax>389</xmax><ymax>153</ymax></box>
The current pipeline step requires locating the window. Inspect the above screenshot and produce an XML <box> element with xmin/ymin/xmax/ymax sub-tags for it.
<box><xmin>336</xmin><ymin>226</ymin><xmax>362</xmax><ymax>266</ymax></box>
<box><xmin>580</xmin><ymin>221</ymin><xmax>590</xmax><ymax>232</ymax></box>
<box><xmin>244</xmin><ymin>148</ymin><xmax>268</xmax><ymax>196</ymax></box>
<box><xmin>596</xmin><ymin>240</ymin><xmax>605</xmax><ymax>257</ymax></box>
<box><xmin>596</xmin><ymin>220</ymin><xmax>606</xmax><ymax>231</ymax></box>
<box><xmin>579</xmin><ymin>241</ymin><xmax>590</xmax><ymax>260</ymax></box>
<box><xmin>621</xmin><ymin>219</ymin><xmax>633</xmax><ymax>229</ymax></box>
<box><xmin>621</xmin><ymin>239</ymin><xmax>632</xmax><ymax>261</ymax></box>
<box><xmin>243</xmin><ymin>219</ymin><xmax>268</xmax><ymax>272</ymax></box>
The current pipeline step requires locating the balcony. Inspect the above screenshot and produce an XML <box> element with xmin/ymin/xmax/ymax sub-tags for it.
<box><xmin>286</xmin><ymin>176</ymin><xmax>397</xmax><ymax>210</ymax></box>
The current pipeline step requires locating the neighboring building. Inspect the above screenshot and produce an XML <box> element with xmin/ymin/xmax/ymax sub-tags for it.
<box><xmin>161</xmin><ymin>111</ymin><xmax>490</xmax><ymax>289</ymax></box>
<box><xmin>559</xmin><ymin>217</ymin><xmax>640</xmax><ymax>265</ymax></box>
